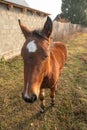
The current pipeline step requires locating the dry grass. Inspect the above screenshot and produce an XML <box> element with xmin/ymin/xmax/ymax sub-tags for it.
<box><xmin>0</xmin><ymin>33</ymin><xmax>87</xmax><ymax>130</ymax></box>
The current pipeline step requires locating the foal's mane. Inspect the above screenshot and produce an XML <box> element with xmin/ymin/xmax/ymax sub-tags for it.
<box><xmin>33</xmin><ymin>30</ymin><xmax>49</xmax><ymax>41</ymax></box>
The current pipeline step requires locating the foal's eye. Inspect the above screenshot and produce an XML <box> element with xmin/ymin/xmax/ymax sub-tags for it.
<box><xmin>42</xmin><ymin>54</ymin><xmax>48</xmax><ymax>60</ymax></box>
<box><xmin>29</xmin><ymin>56</ymin><xmax>32</xmax><ymax>60</ymax></box>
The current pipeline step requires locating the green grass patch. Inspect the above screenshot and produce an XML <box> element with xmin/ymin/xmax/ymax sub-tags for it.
<box><xmin>0</xmin><ymin>33</ymin><xmax>87</xmax><ymax>130</ymax></box>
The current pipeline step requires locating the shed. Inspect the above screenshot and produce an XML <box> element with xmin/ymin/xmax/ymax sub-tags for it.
<box><xmin>0</xmin><ymin>0</ymin><xmax>49</xmax><ymax>60</ymax></box>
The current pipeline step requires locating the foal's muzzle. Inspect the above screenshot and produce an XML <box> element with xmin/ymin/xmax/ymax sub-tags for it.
<box><xmin>22</xmin><ymin>93</ymin><xmax>37</xmax><ymax>103</ymax></box>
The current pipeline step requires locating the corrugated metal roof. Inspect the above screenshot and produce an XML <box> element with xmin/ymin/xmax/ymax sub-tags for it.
<box><xmin>4</xmin><ymin>0</ymin><xmax>29</xmax><ymax>7</ymax></box>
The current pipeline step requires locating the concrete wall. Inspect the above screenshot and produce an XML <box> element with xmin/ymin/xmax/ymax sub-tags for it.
<box><xmin>0</xmin><ymin>3</ymin><xmax>46</xmax><ymax>60</ymax></box>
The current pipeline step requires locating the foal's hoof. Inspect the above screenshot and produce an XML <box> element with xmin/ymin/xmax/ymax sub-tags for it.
<box><xmin>40</xmin><ymin>108</ymin><xmax>45</xmax><ymax>113</ymax></box>
<box><xmin>51</xmin><ymin>102</ymin><xmax>55</xmax><ymax>106</ymax></box>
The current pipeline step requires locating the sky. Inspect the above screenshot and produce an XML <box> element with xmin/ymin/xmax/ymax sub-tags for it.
<box><xmin>25</xmin><ymin>0</ymin><xmax>62</xmax><ymax>20</ymax></box>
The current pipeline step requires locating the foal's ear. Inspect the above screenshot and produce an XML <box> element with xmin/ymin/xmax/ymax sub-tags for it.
<box><xmin>42</xmin><ymin>16</ymin><xmax>53</xmax><ymax>38</ymax></box>
<box><xmin>18</xmin><ymin>19</ymin><xmax>30</xmax><ymax>39</ymax></box>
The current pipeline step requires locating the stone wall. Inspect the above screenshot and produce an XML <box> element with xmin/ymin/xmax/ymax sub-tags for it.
<box><xmin>0</xmin><ymin>3</ymin><xmax>46</xmax><ymax>60</ymax></box>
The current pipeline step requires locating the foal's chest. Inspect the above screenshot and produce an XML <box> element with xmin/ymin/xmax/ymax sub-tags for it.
<box><xmin>41</xmin><ymin>75</ymin><xmax>56</xmax><ymax>89</ymax></box>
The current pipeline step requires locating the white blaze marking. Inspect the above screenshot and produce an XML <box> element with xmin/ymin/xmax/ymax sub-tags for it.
<box><xmin>26</xmin><ymin>40</ymin><xmax>37</xmax><ymax>53</ymax></box>
<box><xmin>24</xmin><ymin>82</ymin><xmax>30</xmax><ymax>98</ymax></box>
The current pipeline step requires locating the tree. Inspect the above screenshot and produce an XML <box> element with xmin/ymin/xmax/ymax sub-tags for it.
<box><xmin>61</xmin><ymin>0</ymin><xmax>87</xmax><ymax>26</ymax></box>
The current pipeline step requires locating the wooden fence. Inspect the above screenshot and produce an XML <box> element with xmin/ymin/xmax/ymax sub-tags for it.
<box><xmin>52</xmin><ymin>21</ymin><xmax>87</xmax><ymax>41</ymax></box>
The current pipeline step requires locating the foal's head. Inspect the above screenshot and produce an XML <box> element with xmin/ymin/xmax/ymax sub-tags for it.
<box><xmin>19</xmin><ymin>17</ymin><xmax>53</xmax><ymax>103</ymax></box>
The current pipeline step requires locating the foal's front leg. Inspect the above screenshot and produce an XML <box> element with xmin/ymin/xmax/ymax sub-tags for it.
<box><xmin>39</xmin><ymin>88</ymin><xmax>45</xmax><ymax>113</ymax></box>
<box><xmin>50</xmin><ymin>87</ymin><xmax>56</xmax><ymax>106</ymax></box>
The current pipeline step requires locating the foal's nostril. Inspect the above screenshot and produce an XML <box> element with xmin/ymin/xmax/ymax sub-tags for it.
<box><xmin>31</xmin><ymin>94</ymin><xmax>37</xmax><ymax>102</ymax></box>
<box><xmin>22</xmin><ymin>92</ymin><xmax>29</xmax><ymax>102</ymax></box>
